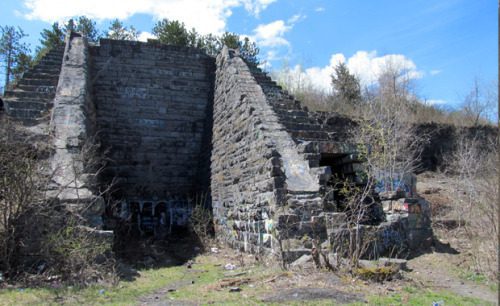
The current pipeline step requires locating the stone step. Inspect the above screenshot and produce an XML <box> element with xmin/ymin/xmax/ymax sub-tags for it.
<box><xmin>287</xmin><ymin>194</ymin><xmax>322</xmax><ymax>202</ymax></box>
<box><xmin>41</xmin><ymin>55</ymin><xmax>64</xmax><ymax>63</ymax></box>
<box><xmin>31</xmin><ymin>66</ymin><xmax>61</xmax><ymax>74</ymax></box>
<box><xmin>275</xmin><ymin>109</ymin><xmax>310</xmax><ymax>118</ymax></box>
<box><xmin>4</xmin><ymin>46</ymin><xmax>63</xmax><ymax>121</ymax></box>
<box><xmin>35</xmin><ymin>58</ymin><xmax>63</xmax><ymax>65</ymax></box>
<box><xmin>278</xmin><ymin>114</ymin><xmax>318</xmax><ymax>123</ymax></box>
<box><xmin>290</xmin><ymin>130</ymin><xmax>331</xmax><ymax>140</ymax></box>
<box><xmin>254</xmin><ymin>77</ymin><xmax>275</xmax><ymax>85</ymax></box>
<box><xmin>287</xmin><ymin>190</ymin><xmax>320</xmax><ymax>196</ymax></box>
<box><xmin>35</xmin><ymin>55</ymin><xmax>63</xmax><ymax>63</ymax></box>
<box><xmin>269</xmin><ymin>103</ymin><xmax>302</xmax><ymax>111</ymax></box>
<box><xmin>5</xmin><ymin>108</ymin><xmax>45</xmax><ymax>119</ymax></box>
<box><xmin>5</xmin><ymin>99</ymin><xmax>52</xmax><ymax>111</ymax></box>
<box><xmin>14</xmin><ymin>84</ymin><xmax>57</xmax><ymax>93</ymax></box>
<box><xmin>22</xmin><ymin>71</ymin><xmax>60</xmax><ymax>79</ymax></box>
<box><xmin>38</xmin><ymin>50</ymin><xmax>63</xmax><ymax>59</ymax></box>
<box><xmin>4</xmin><ymin>90</ymin><xmax>54</xmax><ymax>100</ymax></box>
<box><xmin>45</xmin><ymin>47</ymin><xmax>65</xmax><ymax>55</ymax></box>
<box><xmin>18</xmin><ymin>78</ymin><xmax>59</xmax><ymax>86</ymax></box>
<box><xmin>281</xmin><ymin>122</ymin><xmax>324</xmax><ymax>131</ymax></box>
<box><xmin>288</xmin><ymin>200</ymin><xmax>323</xmax><ymax>212</ymax></box>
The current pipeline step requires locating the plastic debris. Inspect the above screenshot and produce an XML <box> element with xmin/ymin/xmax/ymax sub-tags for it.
<box><xmin>224</xmin><ymin>263</ymin><xmax>236</xmax><ymax>270</ymax></box>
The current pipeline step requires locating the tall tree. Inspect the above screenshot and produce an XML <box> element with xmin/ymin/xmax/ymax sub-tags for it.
<box><xmin>12</xmin><ymin>52</ymin><xmax>32</xmax><ymax>83</ymax></box>
<box><xmin>65</xmin><ymin>16</ymin><xmax>101</xmax><ymax>42</ymax></box>
<box><xmin>0</xmin><ymin>26</ymin><xmax>31</xmax><ymax>90</ymax></box>
<box><xmin>151</xmin><ymin>20</ymin><xmax>259</xmax><ymax>64</ymax></box>
<box><xmin>219</xmin><ymin>32</ymin><xmax>240</xmax><ymax>49</ymax></box>
<box><xmin>331</xmin><ymin>62</ymin><xmax>361</xmax><ymax>106</ymax></box>
<box><xmin>65</xmin><ymin>19</ymin><xmax>76</xmax><ymax>33</ymax></box>
<box><xmin>34</xmin><ymin>22</ymin><xmax>65</xmax><ymax>63</ymax></box>
<box><xmin>39</xmin><ymin>22</ymin><xmax>65</xmax><ymax>50</ymax></box>
<box><xmin>153</xmin><ymin>19</ymin><xmax>190</xmax><ymax>46</ymax></box>
<box><xmin>238</xmin><ymin>36</ymin><xmax>259</xmax><ymax>66</ymax></box>
<box><xmin>106</xmin><ymin>19</ymin><xmax>139</xmax><ymax>41</ymax></box>
<box><xmin>461</xmin><ymin>78</ymin><xmax>497</xmax><ymax>126</ymax></box>
<box><xmin>199</xmin><ymin>33</ymin><xmax>221</xmax><ymax>56</ymax></box>
<box><xmin>219</xmin><ymin>31</ymin><xmax>261</xmax><ymax>65</ymax></box>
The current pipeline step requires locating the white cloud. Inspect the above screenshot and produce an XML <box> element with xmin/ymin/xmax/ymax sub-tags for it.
<box><xmin>252</xmin><ymin>20</ymin><xmax>291</xmax><ymax>47</ymax></box>
<box><xmin>301</xmin><ymin>53</ymin><xmax>346</xmax><ymax>91</ymax></box>
<box><xmin>275</xmin><ymin>51</ymin><xmax>423</xmax><ymax>92</ymax></box>
<box><xmin>314</xmin><ymin>7</ymin><xmax>325</xmax><ymax>12</ymax></box>
<box><xmin>430</xmin><ymin>69</ymin><xmax>441</xmax><ymax>76</ymax></box>
<box><xmin>21</xmin><ymin>0</ymin><xmax>276</xmax><ymax>35</ymax></box>
<box><xmin>138</xmin><ymin>31</ymin><xmax>155</xmax><ymax>42</ymax></box>
<box><xmin>288</xmin><ymin>14</ymin><xmax>305</xmax><ymax>24</ymax></box>
<box><xmin>346</xmin><ymin>51</ymin><xmax>423</xmax><ymax>86</ymax></box>
<box><xmin>241</xmin><ymin>0</ymin><xmax>277</xmax><ymax>16</ymax></box>
<box><xmin>425</xmin><ymin>99</ymin><xmax>447</xmax><ymax>105</ymax></box>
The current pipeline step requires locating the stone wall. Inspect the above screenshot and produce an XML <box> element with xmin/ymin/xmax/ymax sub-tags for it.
<box><xmin>211</xmin><ymin>47</ymin><xmax>332</xmax><ymax>256</ymax></box>
<box><xmin>90</xmin><ymin>39</ymin><xmax>215</xmax><ymax>198</ymax></box>
<box><xmin>49</xmin><ymin>32</ymin><xmax>103</xmax><ymax>226</ymax></box>
<box><xmin>6</xmin><ymin>33</ymin><xmax>496</xmax><ymax>261</ymax></box>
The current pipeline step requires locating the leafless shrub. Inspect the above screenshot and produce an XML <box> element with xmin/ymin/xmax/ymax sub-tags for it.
<box><xmin>336</xmin><ymin>179</ymin><xmax>378</xmax><ymax>268</ymax></box>
<box><xmin>0</xmin><ymin>119</ymin><xmax>49</xmax><ymax>275</ymax></box>
<box><xmin>0</xmin><ymin>119</ymin><xmax>115</xmax><ymax>285</ymax></box>
<box><xmin>44</xmin><ymin>218</ymin><xmax>113</xmax><ymax>285</ymax></box>
<box><xmin>188</xmin><ymin>193</ymin><xmax>214</xmax><ymax>249</ymax></box>
<box><xmin>449</xmin><ymin>134</ymin><xmax>498</xmax><ymax>280</ymax></box>
<box><xmin>329</xmin><ymin>64</ymin><xmax>424</xmax><ymax>269</ymax></box>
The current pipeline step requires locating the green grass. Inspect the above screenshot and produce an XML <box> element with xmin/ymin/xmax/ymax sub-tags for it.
<box><xmin>349</xmin><ymin>286</ymin><xmax>495</xmax><ymax>306</ymax></box>
<box><xmin>0</xmin><ymin>266</ymin><xmax>186</xmax><ymax>306</ymax></box>
<box><xmin>0</xmin><ymin>253</ymin><xmax>279</xmax><ymax>306</ymax></box>
<box><xmin>454</xmin><ymin>268</ymin><xmax>497</xmax><ymax>293</ymax></box>
<box><xmin>0</xmin><ymin>256</ymin><xmax>496</xmax><ymax>306</ymax></box>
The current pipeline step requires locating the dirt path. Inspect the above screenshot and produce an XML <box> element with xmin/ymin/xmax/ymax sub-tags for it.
<box><xmin>407</xmin><ymin>248</ymin><xmax>497</xmax><ymax>304</ymax></box>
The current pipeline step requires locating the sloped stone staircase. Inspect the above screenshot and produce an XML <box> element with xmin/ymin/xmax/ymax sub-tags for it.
<box><xmin>4</xmin><ymin>46</ymin><xmax>64</xmax><ymax>122</ymax></box>
<box><xmin>249</xmin><ymin>66</ymin><xmax>355</xmax><ymax>143</ymax></box>
<box><xmin>244</xmin><ymin>64</ymin><xmax>333</xmax><ymax>261</ymax></box>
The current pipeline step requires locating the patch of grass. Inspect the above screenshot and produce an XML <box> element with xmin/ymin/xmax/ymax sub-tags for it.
<box><xmin>0</xmin><ymin>266</ymin><xmax>186</xmax><ymax>305</ymax></box>
<box><xmin>460</xmin><ymin>271</ymin><xmax>487</xmax><ymax>283</ymax></box>
<box><xmin>454</xmin><ymin>267</ymin><xmax>497</xmax><ymax>292</ymax></box>
<box><xmin>0</xmin><ymin>253</ymin><xmax>280</xmax><ymax>306</ymax></box>
<box><xmin>166</xmin><ymin>255</ymin><xmax>283</xmax><ymax>305</ymax></box>
<box><xmin>349</xmin><ymin>287</ymin><xmax>495</xmax><ymax>306</ymax></box>
<box><xmin>488</xmin><ymin>282</ymin><xmax>498</xmax><ymax>293</ymax></box>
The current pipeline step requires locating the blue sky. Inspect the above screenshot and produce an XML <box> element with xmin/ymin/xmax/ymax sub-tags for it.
<box><xmin>1</xmin><ymin>0</ymin><xmax>497</xmax><ymax>108</ymax></box>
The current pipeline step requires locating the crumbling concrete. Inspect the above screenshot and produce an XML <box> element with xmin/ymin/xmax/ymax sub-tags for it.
<box><xmin>49</xmin><ymin>32</ymin><xmax>104</xmax><ymax>227</ymax></box>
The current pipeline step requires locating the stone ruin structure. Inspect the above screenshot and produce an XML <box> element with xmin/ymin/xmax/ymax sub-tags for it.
<box><xmin>2</xmin><ymin>31</ymin><xmax>461</xmax><ymax>261</ymax></box>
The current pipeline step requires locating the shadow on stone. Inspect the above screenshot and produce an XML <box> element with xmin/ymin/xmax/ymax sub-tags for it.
<box><xmin>431</xmin><ymin>236</ymin><xmax>460</xmax><ymax>255</ymax></box>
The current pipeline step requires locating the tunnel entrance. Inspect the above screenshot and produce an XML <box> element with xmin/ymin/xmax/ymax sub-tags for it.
<box><xmin>319</xmin><ymin>152</ymin><xmax>365</xmax><ymax>211</ymax></box>
<box><xmin>106</xmin><ymin>196</ymin><xmax>213</xmax><ymax>265</ymax></box>
<box><xmin>319</xmin><ymin>152</ymin><xmax>384</xmax><ymax>224</ymax></box>
<box><xmin>106</xmin><ymin>199</ymin><xmax>193</xmax><ymax>239</ymax></box>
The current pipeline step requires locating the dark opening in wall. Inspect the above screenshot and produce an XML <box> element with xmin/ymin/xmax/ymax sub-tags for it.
<box><xmin>320</xmin><ymin>152</ymin><xmax>384</xmax><ymax>224</ymax></box>
<box><xmin>319</xmin><ymin>153</ymin><xmax>365</xmax><ymax>211</ymax></box>
<box><xmin>106</xmin><ymin>199</ymin><xmax>192</xmax><ymax>239</ymax></box>
<box><xmin>319</xmin><ymin>153</ymin><xmax>364</xmax><ymax>182</ymax></box>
